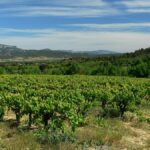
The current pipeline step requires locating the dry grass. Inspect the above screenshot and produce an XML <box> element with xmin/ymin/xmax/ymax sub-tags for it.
<box><xmin>146</xmin><ymin>138</ymin><xmax>150</xmax><ymax>148</ymax></box>
<box><xmin>75</xmin><ymin>117</ymin><xmax>139</xmax><ymax>149</ymax></box>
<box><xmin>0</xmin><ymin>106</ymin><xmax>149</xmax><ymax>150</ymax></box>
<box><xmin>42</xmin><ymin>143</ymin><xmax>76</xmax><ymax>150</ymax></box>
<box><xmin>0</xmin><ymin>122</ymin><xmax>41</xmax><ymax>150</ymax></box>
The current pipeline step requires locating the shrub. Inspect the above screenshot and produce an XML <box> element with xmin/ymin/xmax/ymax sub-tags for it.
<box><xmin>35</xmin><ymin>129</ymin><xmax>76</xmax><ymax>145</ymax></box>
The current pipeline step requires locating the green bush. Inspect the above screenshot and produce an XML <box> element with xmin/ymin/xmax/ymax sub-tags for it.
<box><xmin>35</xmin><ymin>129</ymin><xmax>76</xmax><ymax>144</ymax></box>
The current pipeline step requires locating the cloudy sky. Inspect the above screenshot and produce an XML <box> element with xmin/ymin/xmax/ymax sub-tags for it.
<box><xmin>0</xmin><ymin>0</ymin><xmax>150</xmax><ymax>52</ymax></box>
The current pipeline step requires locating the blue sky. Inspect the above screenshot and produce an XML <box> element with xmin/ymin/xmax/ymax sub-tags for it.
<box><xmin>0</xmin><ymin>0</ymin><xmax>150</xmax><ymax>52</ymax></box>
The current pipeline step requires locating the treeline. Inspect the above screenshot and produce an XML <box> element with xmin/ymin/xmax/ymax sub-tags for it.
<box><xmin>0</xmin><ymin>48</ymin><xmax>149</xmax><ymax>77</ymax></box>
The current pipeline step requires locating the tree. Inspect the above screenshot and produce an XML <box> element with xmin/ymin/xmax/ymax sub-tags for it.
<box><xmin>129</xmin><ymin>63</ymin><xmax>149</xmax><ymax>77</ymax></box>
<box><xmin>0</xmin><ymin>96</ymin><xmax>5</xmax><ymax>120</ymax></box>
<box><xmin>65</xmin><ymin>63</ymin><xmax>80</xmax><ymax>75</ymax></box>
<box><xmin>39</xmin><ymin>64</ymin><xmax>48</xmax><ymax>73</ymax></box>
<box><xmin>114</xmin><ymin>87</ymin><xmax>135</xmax><ymax>117</ymax></box>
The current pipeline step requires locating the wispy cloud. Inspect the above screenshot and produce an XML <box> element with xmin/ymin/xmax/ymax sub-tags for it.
<box><xmin>120</xmin><ymin>0</ymin><xmax>150</xmax><ymax>8</ymax></box>
<box><xmin>0</xmin><ymin>6</ymin><xmax>119</xmax><ymax>18</ymax></box>
<box><xmin>0</xmin><ymin>27</ymin><xmax>150</xmax><ymax>52</ymax></box>
<box><xmin>0</xmin><ymin>0</ymin><xmax>107</xmax><ymax>7</ymax></box>
<box><xmin>49</xmin><ymin>0</ymin><xmax>107</xmax><ymax>7</ymax></box>
<box><xmin>72</xmin><ymin>23</ymin><xmax>150</xmax><ymax>31</ymax></box>
<box><xmin>0</xmin><ymin>28</ymin><xmax>57</xmax><ymax>37</ymax></box>
<box><xmin>2</xmin><ymin>22</ymin><xmax>150</xmax><ymax>35</ymax></box>
<box><xmin>0</xmin><ymin>0</ymin><xmax>119</xmax><ymax>18</ymax></box>
<box><xmin>127</xmin><ymin>9</ymin><xmax>150</xmax><ymax>13</ymax></box>
<box><xmin>118</xmin><ymin>0</ymin><xmax>150</xmax><ymax>13</ymax></box>
<box><xmin>0</xmin><ymin>0</ymin><xmax>149</xmax><ymax>16</ymax></box>
<box><xmin>0</xmin><ymin>0</ymin><xmax>150</xmax><ymax>52</ymax></box>
<box><xmin>22</xmin><ymin>6</ymin><xmax>118</xmax><ymax>17</ymax></box>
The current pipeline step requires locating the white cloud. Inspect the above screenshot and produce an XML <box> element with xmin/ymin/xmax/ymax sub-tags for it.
<box><xmin>0</xmin><ymin>5</ymin><xmax>119</xmax><ymax>17</ymax></box>
<box><xmin>73</xmin><ymin>22</ymin><xmax>150</xmax><ymax>30</ymax></box>
<box><xmin>0</xmin><ymin>0</ymin><xmax>107</xmax><ymax>7</ymax></box>
<box><xmin>2</xmin><ymin>22</ymin><xmax>150</xmax><ymax>35</ymax></box>
<box><xmin>22</xmin><ymin>6</ymin><xmax>118</xmax><ymax>17</ymax></box>
<box><xmin>0</xmin><ymin>28</ymin><xmax>56</xmax><ymax>34</ymax></box>
<box><xmin>0</xmin><ymin>28</ymin><xmax>150</xmax><ymax>52</ymax></box>
<box><xmin>127</xmin><ymin>8</ymin><xmax>150</xmax><ymax>13</ymax></box>
<box><xmin>117</xmin><ymin>0</ymin><xmax>150</xmax><ymax>13</ymax></box>
<box><xmin>0</xmin><ymin>0</ymin><xmax>120</xmax><ymax>18</ymax></box>
<box><xmin>51</xmin><ymin>0</ymin><xmax>107</xmax><ymax>7</ymax></box>
<box><xmin>0</xmin><ymin>1</ymin><xmax>149</xmax><ymax>52</ymax></box>
<box><xmin>1</xmin><ymin>0</ymin><xmax>150</xmax><ymax>16</ymax></box>
<box><xmin>121</xmin><ymin>0</ymin><xmax>150</xmax><ymax>8</ymax></box>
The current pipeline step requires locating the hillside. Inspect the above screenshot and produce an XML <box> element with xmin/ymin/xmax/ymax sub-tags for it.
<box><xmin>0</xmin><ymin>44</ymin><xmax>119</xmax><ymax>60</ymax></box>
<box><xmin>0</xmin><ymin>46</ymin><xmax>149</xmax><ymax>77</ymax></box>
<box><xmin>122</xmin><ymin>47</ymin><xmax>150</xmax><ymax>58</ymax></box>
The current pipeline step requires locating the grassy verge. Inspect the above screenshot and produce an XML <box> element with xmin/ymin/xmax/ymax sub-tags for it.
<box><xmin>0</xmin><ymin>106</ymin><xmax>149</xmax><ymax>150</ymax></box>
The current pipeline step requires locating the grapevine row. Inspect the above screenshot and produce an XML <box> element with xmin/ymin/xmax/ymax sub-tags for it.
<box><xmin>0</xmin><ymin>75</ymin><xmax>149</xmax><ymax>132</ymax></box>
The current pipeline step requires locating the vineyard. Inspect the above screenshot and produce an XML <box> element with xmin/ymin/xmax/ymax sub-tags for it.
<box><xmin>0</xmin><ymin>75</ymin><xmax>150</xmax><ymax>150</ymax></box>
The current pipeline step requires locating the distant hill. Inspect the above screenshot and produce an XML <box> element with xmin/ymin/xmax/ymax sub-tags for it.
<box><xmin>0</xmin><ymin>46</ymin><xmax>149</xmax><ymax>77</ymax></box>
<box><xmin>0</xmin><ymin>44</ymin><xmax>17</xmax><ymax>49</ymax></box>
<box><xmin>0</xmin><ymin>44</ymin><xmax>120</xmax><ymax>61</ymax></box>
<box><xmin>124</xmin><ymin>47</ymin><xmax>150</xmax><ymax>57</ymax></box>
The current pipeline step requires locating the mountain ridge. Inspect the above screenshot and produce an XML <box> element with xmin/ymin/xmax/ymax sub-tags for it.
<box><xmin>0</xmin><ymin>44</ymin><xmax>120</xmax><ymax>60</ymax></box>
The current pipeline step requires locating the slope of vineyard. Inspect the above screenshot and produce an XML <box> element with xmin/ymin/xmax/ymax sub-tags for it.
<box><xmin>0</xmin><ymin>75</ymin><xmax>149</xmax><ymax>150</ymax></box>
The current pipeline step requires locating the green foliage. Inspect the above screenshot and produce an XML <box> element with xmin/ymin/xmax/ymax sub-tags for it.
<box><xmin>129</xmin><ymin>63</ymin><xmax>149</xmax><ymax>77</ymax></box>
<box><xmin>35</xmin><ymin>129</ymin><xmax>75</xmax><ymax>145</ymax></box>
<box><xmin>0</xmin><ymin>47</ymin><xmax>149</xmax><ymax>77</ymax></box>
<box><xmin>0</xmin><ymin>75</ymin><xmax>149</xmax><ymax>142</ymax></box>
<box><xmin>113</xmin><ymin>87</ymin><xmax>136</xmax><ymax>117</ymax></box>
<box><xmin>65</xmin><ymin>63</ymin><xmax>80</xmax><ymax>75</ymax></box>
<box><xmin>0</xmin><ymin>96</ymin><xmax>5</xmax><ymax>120</ymax></box>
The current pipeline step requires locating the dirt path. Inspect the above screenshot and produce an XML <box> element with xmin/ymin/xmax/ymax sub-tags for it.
<box><xmin>87</xmin><ymin>122</ymin><xmax>150</xmax><ymax>150</ymax></box>
<box><xmin>122</xmin><ymin>122</ymin><xmax>150</xmax><ymax>149</ymax></box>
